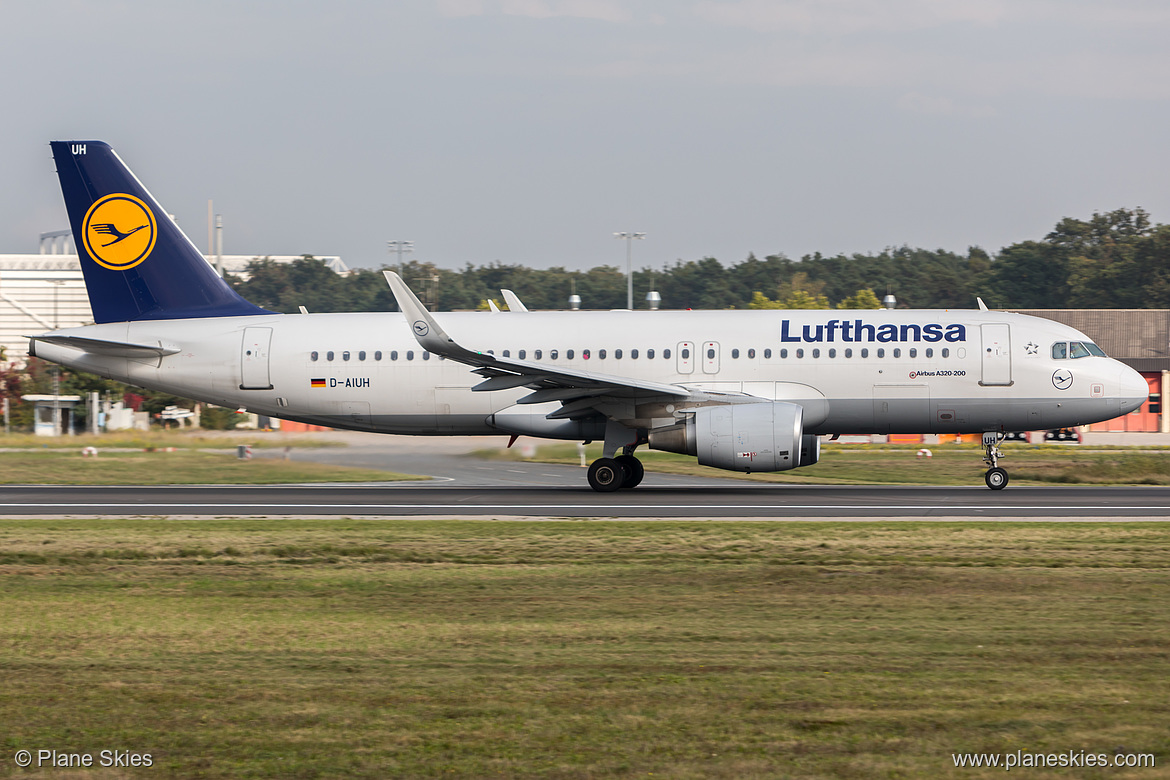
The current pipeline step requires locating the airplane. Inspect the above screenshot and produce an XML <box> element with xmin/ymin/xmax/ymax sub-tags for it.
<box><xmin>30</xmin><ymin>140</ymin><xmax>1149</xmax><ymax>492</ymax></box>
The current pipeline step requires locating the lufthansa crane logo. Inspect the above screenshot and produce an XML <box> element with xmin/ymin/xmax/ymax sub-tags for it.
<box><xmin>1052</xmin><ymin>368</ymin><xmax>1073</xmax><ymax>390</ymax></box>
<box><xmin>82</xmin><ymin>193</ymin><xmax>157</xmax><ymax>271</ymax></box>
<box><xmin>413</xmin><ymin>321</ymin><xmax>429</xmax><ymax>337</ymax></box>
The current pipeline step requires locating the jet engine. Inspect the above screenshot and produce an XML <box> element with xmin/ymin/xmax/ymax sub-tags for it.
<box><xmin>647</xmin><ymin>401</ymin><xmax>807</xmax><ymax>472</ymax></box>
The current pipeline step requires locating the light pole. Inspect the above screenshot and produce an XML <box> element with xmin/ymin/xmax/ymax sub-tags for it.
<box><xmin>387</xmin><ymin>240</ymin><xmax>414</xmax><ymax>266</ymax></box>
<box><xmin>613</xmin><ymin>232</ymin><xmax>645</xmax><ymax>310</ymax></box>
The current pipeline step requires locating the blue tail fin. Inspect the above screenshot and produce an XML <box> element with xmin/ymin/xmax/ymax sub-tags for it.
<box><xmin>50</xmin><ymin>141</ymin><xmax>272</xmax><ymax>323</ymax></box>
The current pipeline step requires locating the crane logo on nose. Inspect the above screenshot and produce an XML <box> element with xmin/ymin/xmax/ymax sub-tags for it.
<box><xmin>1052</xmin><ymin>369</ymin><xmax>1073</xmax><ymax>390</ymax></box>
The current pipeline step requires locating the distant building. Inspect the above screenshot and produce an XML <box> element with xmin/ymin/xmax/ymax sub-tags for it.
<box><xmin>0</xmin><ymin>251</ymin><xmax>346</xmax><ymax>367</ymax></box>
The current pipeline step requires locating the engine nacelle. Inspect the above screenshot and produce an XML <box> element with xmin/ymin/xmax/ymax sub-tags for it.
<box><xmin>648</xmin><ymin>401</ymin><xmax>805</xmax><ymax>472</ymax></box>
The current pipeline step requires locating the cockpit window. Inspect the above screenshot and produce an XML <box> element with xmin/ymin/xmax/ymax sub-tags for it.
<box><xmin>1053</xmin><ymin>341</ymin><xmax>1106</xmax><ymax>359</ymax></box>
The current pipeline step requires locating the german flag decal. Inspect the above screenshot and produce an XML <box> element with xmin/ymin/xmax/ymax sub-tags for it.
<box><xmin>310</xmin><ymin>378</ymin><xmax>326</xmax><ymax>388</ymax></box>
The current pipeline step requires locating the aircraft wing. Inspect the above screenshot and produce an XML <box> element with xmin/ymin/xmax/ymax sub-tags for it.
<box><xmin>384</xmin><ymin>272</ymin><xmax>690</xmax><ymax>408</ymax></box>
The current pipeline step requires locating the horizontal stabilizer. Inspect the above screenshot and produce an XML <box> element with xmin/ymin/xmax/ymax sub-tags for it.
<box><xmin>29</xmin><ymin>334</ymin><xmax>180</xmax><ymax>358</ymax></box>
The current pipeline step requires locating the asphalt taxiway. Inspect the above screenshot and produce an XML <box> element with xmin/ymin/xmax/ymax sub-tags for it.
<box><xmin>2</xmin><ymin>483</ymin><xmax>1170</xmax><ymax>518</ymax></box>
<box><xmin>6</xmin><ymin>433</ymin><xmax>1167</xmax><ymax>519</ymax></box>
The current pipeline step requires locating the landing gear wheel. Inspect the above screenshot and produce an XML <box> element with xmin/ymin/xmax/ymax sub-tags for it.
<box><xmin>615</xmin><ymin>455</ymin><xmax>644</xmax><ymax>489</ymax></box>
<box><xmin>588</xmin><ymin>458</ymin><xmax>627</xmax><ymax>493</ymax></box>
<box><xmin>985</xmin><ymin>467</ymin><xmax>1009</xmax><ymax>490</ymax></box>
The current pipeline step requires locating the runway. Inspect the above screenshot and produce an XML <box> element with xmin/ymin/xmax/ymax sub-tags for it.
<box><xmin>2</xmin><ymin>483</ymin><xmax>1170</xmax><ymax>518</ymax></box>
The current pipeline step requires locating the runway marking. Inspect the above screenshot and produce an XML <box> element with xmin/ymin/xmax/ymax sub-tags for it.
<box><xmin>0</xmin><ymin>503</ymin><xmax>1168</xmax><ymax>512</ymax></box>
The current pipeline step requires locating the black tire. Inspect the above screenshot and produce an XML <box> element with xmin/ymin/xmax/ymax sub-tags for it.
<box><xmin>615</xmin><ymin>455</ymin><xmax>644</xmax><ymax>489</ymax></box>
<box><xmin>985</xmin><ymin>467</ymin><xmax>1009</xmax><ymax>490</ymax></box>
<box><xmin>587</xmin><ymin>458</ymin><xmax>626</xmax><ymax>493</ymax></box>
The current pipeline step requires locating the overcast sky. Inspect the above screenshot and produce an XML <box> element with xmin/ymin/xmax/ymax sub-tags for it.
<box><xmin>3</xmin><ymin>1</ymin><xmax>1168</xmax><ymax>274</ymax></box>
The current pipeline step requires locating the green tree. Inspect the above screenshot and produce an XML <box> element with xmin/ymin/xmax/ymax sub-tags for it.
<box><xmin>836</xmin><ymin>288</ymin><xmax>883</xmax><ymax>309</ymax></box>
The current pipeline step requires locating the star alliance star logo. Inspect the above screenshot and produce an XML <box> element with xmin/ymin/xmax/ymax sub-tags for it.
<box><xmin>1025</xmin><ymin>342</ymin><xmax>1038</xmax><ymax>355</ymax></box>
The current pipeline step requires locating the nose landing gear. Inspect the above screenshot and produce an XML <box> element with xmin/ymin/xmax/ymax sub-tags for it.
<box><xmin>982</xmin><ymin>431</ymin><xmax>1009</xmax><ymax>490</ymax></box>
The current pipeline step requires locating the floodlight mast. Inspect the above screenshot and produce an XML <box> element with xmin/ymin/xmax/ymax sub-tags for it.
<box><xmin>387</xmin><ymin>240</ymin><xmax>414</xmax><ymax>266</ymax></box>
<box><xmin>613</xmin><ymin>231</ymin><xmax>645</xmax><ymax>310</ymax></box>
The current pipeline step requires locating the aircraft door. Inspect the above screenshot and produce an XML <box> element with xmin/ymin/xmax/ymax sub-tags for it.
<box><xmin>240</xmin><ymin>327</ymin><xmax>273</xmax><ymax>390</ymax></box>
<box><xmin>702</xmin><ymin>341</ymin><xmax>720</xmax><ymax>374</ymax></box>
<box><xmin>677</xmin><ymin>342</ymin><xmax>695</xmax><ymax>374</ymax></box>
<box><xmin>980</xmin><ymin>323</ymin><xmax>1012</xmax><ymax>386</ymax></box>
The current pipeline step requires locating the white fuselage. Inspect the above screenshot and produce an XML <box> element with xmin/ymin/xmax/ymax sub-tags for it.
<box><xmin>32</xmin><ymin>308</ymin><xmax>1147</xmax><ymax>437</ymax></box>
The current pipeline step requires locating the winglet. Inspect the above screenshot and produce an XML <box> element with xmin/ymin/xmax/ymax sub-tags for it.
<box><xmin>501</xmin><ymin>289</ymin><xmax>529</xmax><ymax>312</ymax></box>
<box><xmin>384</xmin><ymin>271</ymin><xmax>486</xmax><ymax>363</ymax></box>
<box><xmin>488</xmin><ymin>299</ymin><xmax>501</xmax><ymax>313</ymax></box>
<box><xmin>977</xmin><ymin>297</ymin><xmax>989</xmax><ymax>311</ymax></box>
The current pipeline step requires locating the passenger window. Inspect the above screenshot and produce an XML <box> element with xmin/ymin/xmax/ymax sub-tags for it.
<box><xmin>535</xmin><ymin>350</ymin><xmax>542</xmax><ymax>360</ymax></box>
<box><xmin>407</xmin><ymin>351</ymin><xmax>414</xmax><ymax>361</ymax></box>
<box><xmin>942</xmin><ymin>348</ymin><xmax>950</xmax><ymax>358</ymax></box>
<box><xmin>567</xmin><ymin>350</ymin><xmax>575</xmax><ymax>359</ymax></box>
<box><xmin>877</xmin><ymin>348</ymin><xmax>885</xmax><ymax>358</ymax></box>
<box><xmin>519</xmin><ymin>350</ymin><xmax>526</xmax><ymax>359</ymax></box>
<box><xmin>423</xmin><ymin>351</ymin><xmax>430</xmax><ymax>360</ymax></box>
<box><xmin>551</xmin><ymin>350</ymin><xmax>558</xmax><ymax>360</ymax></box>
<box><xmin>583</xmin><ymin>349</ymin><xmax>591</xmax><ymax>360</ymax></box>
<box><xmin>647</xmin><ymin>349</ymin><xmax>655</xmax><ymax>359</ymax></box>
<box><xmin>391</xmin><ymin>351</ymin><xmax>398</xmax><ymax>361</ymax></box>
<box><xmin>845</xmin><ymin>348</ymin><xmax>852</xmax><ymax>358</ymax></box>
<box><xmin>925</xmin><ymin>348</ymin><xmax>933</xmax><ymax>358</ymax></box>
<box><xmin>599</xmin><ymin>349</ymin><xmax>606</xmax><ymax>359</ymax></box>
<box><xmin>664</xmin><ymin>349</ymin><xmax>671</xmax><ymax>359</ymax></box>
<box><xmin>503</xmin><ymin>350</ymin><xmax>510</xmax><ymax>358</ymax></box>
<box><xmin>310</xmin><ymin>351</ymin><xmax>319</xmax><ymax>361</ymax></box>
<box><xmin>342</xmin><ymin>351</ymin><xmax>350</xmax><ymax>361</ymax></box>
<box><xmin>681</xmin><ymin>348</ymin><xmax>690</xmax><ymax>359</ymax></box>
<box><xmin>1052</xmin><ymin>342</ymin><xmax>1067</xmax><ymax>359</ymax></box>
<box><xmin>796</xmin><ymin>348</ymin><xmax>804</xmax><ymax>358</ymax></box>
<box><xmin>359</xmin><ymin>351</ymin><xmax>366</xmax><ymax>361</ymax></box>
<box><xmin>812</xmin><ymin>348</ymin><xmax>820</xmax><ymax>358</ymax></box>
<box><xmin>731</xmin><ymin>349</ymin><xmax>739</xmax><ymax>359</ymax></box>
<box><xmin>828</xmin><ymin>348</ymin><xmax>836</xmax><ymax>358</ymax></box>
<box><xmin>764</xmin><ymin>348</ymin><xmax>772</xmax><ymax>358</ymax></box>
<box><xmin>615</xmin><ymin>349</ymin><xmax>622</xmax><ymax>359</ymax></box>
<box><xmin>374</xmin><ymin>351</ymin><xmax>382</xmax><ymax>361</ymax></box>
<box><xmin>748</xmin><ymin>348</ymin><xmax>755</xmax><ymax>358</ymax></box>
<box><xmin>707</xmin><ymin>348</ymin><xmax>715</xmax><ymax>359</ymax></box>
<box><xmin>861</xmin><ymin>348</ymin><xmax>869</xmax><ymax>358</ymax></box>
<box><xmin>893</xmin><ymin>348</ymin><xmax>901</xmax><ymax>358</ymax></box>
<box><xmin>631</xmin><ymin>349</ymin><xmax>638</xmax><ymax>359</ymax></box>
<box><xmin>327</xmin><ymin>351</ymin><xmax>335</xmax><ymax>361</ymax></box>
<box><xmin>909</xmin><ymin>348</ymin><xmax>916</xmax><ymax>358</ymax></box>
<box><xmin>1070</xmin><ymin>342</ymin><xmax>1091</xmax><ymax>359</ymax></box>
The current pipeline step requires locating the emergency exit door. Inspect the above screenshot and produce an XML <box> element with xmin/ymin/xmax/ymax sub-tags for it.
<box><xmin>240</xmin><ymin>327</ymin><xmax>274</xmax><ymax>390</ymax></box>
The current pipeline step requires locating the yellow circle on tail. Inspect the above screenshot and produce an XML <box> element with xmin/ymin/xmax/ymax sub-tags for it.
<box><xmin>82</xmin><ymin>193</ymin><xmax>157</xmax><ymax>271</ymax></box>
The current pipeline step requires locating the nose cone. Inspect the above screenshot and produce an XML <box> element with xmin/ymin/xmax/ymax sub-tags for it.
<box><xmin>1118</xmin><ymin>367</ymin><xmax>1149</xmax><ymax>414</ymax></box>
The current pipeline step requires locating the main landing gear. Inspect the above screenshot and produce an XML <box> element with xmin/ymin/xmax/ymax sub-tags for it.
<box><xmin>982</xmin><ymin>431</ymin><xmax>1009</xmax><ymax>490</ymax></box>
<box><xmin>587</xmin><ymin>451</ymin><xmax>645</xmax><ymax>492</ymax></box>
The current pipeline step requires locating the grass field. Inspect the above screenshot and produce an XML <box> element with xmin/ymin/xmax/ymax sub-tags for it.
<box><xmin>478</xmin><ymin>441</ymin><xmax>1170</xmax><ymax>486</ymax></box>
<box><xmin>0</xmin><ymin>450</ymin><xmax>418</xmax><ymax>485</ymax></box>
<box><xmin>0</xmin><ymin>519</ymin><xmax>1165</xmax><ymax>778</ymax></box>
